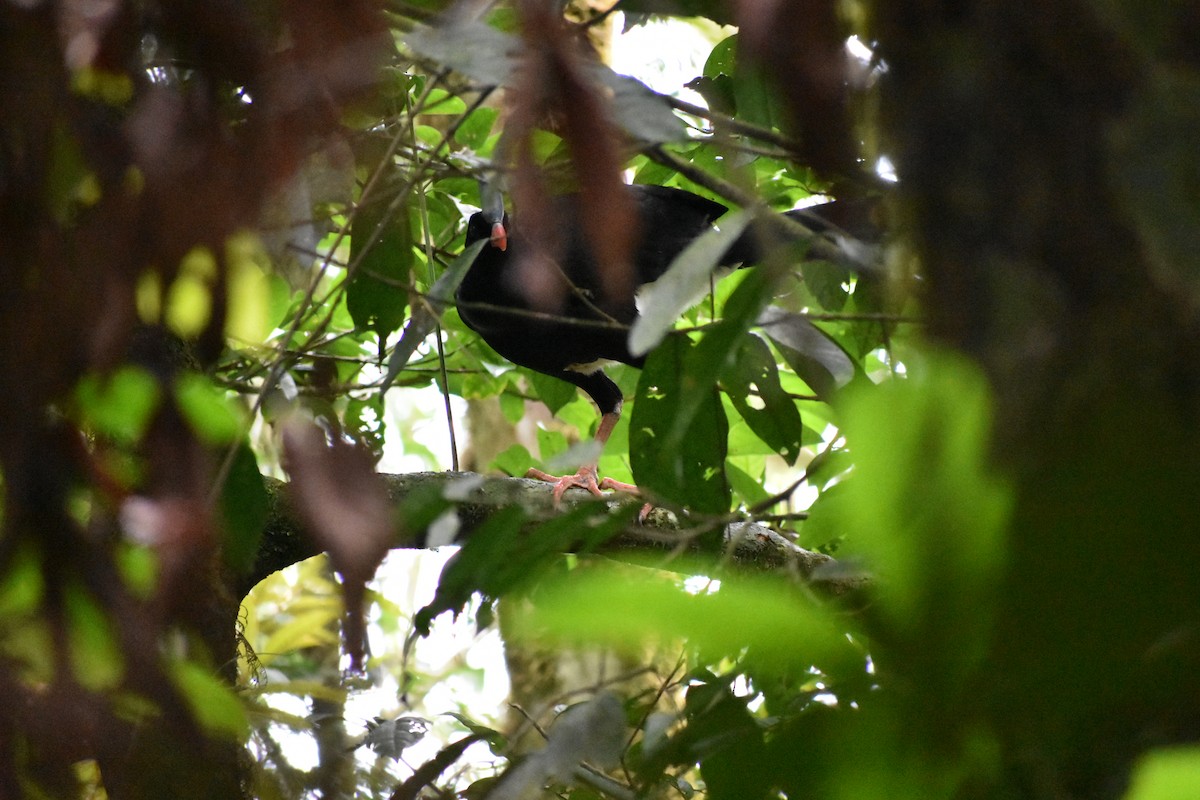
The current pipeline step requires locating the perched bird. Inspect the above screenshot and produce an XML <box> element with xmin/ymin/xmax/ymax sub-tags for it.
<box><xmin>455</xmin><ymin>183</ymin><xmax>867</xmax><ymax>501</ymax></box>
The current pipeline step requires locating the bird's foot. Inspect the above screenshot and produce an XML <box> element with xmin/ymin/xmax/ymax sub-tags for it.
<box><xmin>526</xmin><ymin>465</ymin><xmax>604</xmax><ymax>504</ymax></box>
<box><xmin>525</xmin><ymin>466</ymin><xmax>641</xmax><ymax>504</ymax></box>
<box><xmin>597</xmin><ymin>476</ymin><xmax>639</xmax><ymax>493</ymax></box>
<box><xmin>526</xmin><ymin>467</ymin><xmax>653</xmax><ymax>520</ymax></box>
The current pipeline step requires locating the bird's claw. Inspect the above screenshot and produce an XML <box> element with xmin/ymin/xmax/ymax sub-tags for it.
<box><xmin>526</xmin><ymin>466</ymin><xmax>640</xmax><ymax>505</ymax></box>
<box><xmin>525</xmin><ymin>467</ymin><xmax>654</xmax><ymax>522</ymax></box>
<box><xmin>526</xmin><ymin>465</ymin><xmax>602</xmax><ymax>503</ymax></box>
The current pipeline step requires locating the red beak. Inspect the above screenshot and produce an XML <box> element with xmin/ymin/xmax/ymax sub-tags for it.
<box><xmin>490</xmin><ymin>221</ymin><xmax>508</xmax><ymax>252</ymax></box>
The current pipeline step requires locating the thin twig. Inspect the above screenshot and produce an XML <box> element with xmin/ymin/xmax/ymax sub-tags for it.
<box><xmin>407</xmin><ymin>86</ymin><xmax>461</xmax><ymax>470</ymax></box>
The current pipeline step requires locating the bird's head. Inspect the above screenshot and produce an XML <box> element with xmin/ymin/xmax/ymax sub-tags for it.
<box><xmin>466</xmin><ymin>208</ymin><xmax>508</xmax><ymax>252</ymax></box>
<box><xmin>468</xmin><ymin>179</ymin><xmax>509</xmax><ymax>251</ymax></box>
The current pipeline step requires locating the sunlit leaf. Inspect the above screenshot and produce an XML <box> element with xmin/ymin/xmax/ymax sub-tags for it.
<box><xmin>345</xmin><ymin>395</ymin><xmax>387</xmax><ymax>461</ymax></box>
<box><xmin>510</xmin><ymin>566</ymin><xmax>860</xmax><ymax>676</ymax></box>
<box><xmin>260</xmin><ymin>608</ymin><xmax>342</xmax><ymax>661</ymax></box>
<box><xmin>170</xmin><ymin>660</ymin><xmax>249</xmax><ymax>739</ymax></box>
<box><xmin>455</xmin><ymin>106</ymin><xmax>499</xmax><ymax>150</ymax></box>
<box><xmin>1125</xmin><ymin>746</ymin><xmax>1200</xmax><ymax>800</ymax></box>
<box><xmin>722</xmin><ymin>333</ymin><xmax>803</xmax><ymax>464</ymax></box>
<box><xmin>75</xmin><ymin>365</ymin><xmax>161</xmax><ymax>443</ymax></box>
<box><xmin>528</xmin><ymin>370</ymin><xmax>577</xmax><ymax>416</ymax></box>
<box><xmin>173</xmin><ymin>373</ymin><xmax>244</xmax><ymax>445</ymax></box>
<box><xmin>166</xmin><ymin>246</ymin><xmax>217</xmax><ymax>337</ymax></box>
<box><xmin>65</xmin><ymin>584</ymin><xmax>123</xmax><ymax>691</ymax></box>
<box><xmin>628</xmin><ymin>210</ymin><xmax>751</xmax><ymax>357</ymax></box>
<box><xmin>422</xmin><ymin>88</ymin><xmax>468</xmax><ymax>115</ymax></box>
<box><xmin>836</xmin><ymin>351</ymin><xmax>1011</xmax><ymax>686</ymax></box>
<box><xmin>224</xmin><ymin>232</ymin><xmax>273</xmax><ymax>344</ymax></box>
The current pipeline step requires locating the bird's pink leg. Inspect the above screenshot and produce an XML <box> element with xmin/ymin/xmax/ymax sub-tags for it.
<box><xmin>525</xmin><ymin>411</ymin><xmax>641</xmax><ymax>503</ymax></box>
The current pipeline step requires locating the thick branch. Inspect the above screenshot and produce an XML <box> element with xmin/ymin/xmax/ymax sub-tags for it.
<box><xmin>243</xmin><ymin>471</ymin><xmax>865</xmax><ymax>600</ymax></box>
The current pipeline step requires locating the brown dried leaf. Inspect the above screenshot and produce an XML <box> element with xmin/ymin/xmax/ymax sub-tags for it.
<box><xmin>505</xmin><ymin>0</ymin><xmax>637</xmax><ymax>309</ymax></box>
<box><xmin>735</xmin><ymin>0</ymin><xmax>857</xmax><ymax>179</ymax></box>
<box><xmin>282</xmin><ymin>418</ymin><xmax>393</xmax><ymax>671</ymax></box>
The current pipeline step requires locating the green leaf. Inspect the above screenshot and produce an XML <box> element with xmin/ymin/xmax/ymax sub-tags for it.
<box><xmin>76</xmin><ymin>366</ymin><xmax>161</xmax><ymax>443</ymax></box>
<box><xmin>800</xmin><ymin>260</ymin><xmax>849</xmax><ymax>311</ymax></box>
<box><xmin>535</xmin><ymin>427</ymin><xmax>571</xmax><ymax>463</ymax></box>
<box><xmin>628</xmin><ymin>210</ymin><xmax>751</xmax><ymax>357</ymax></box>
<box><xmin>491</xmin><ymin>444</ymin><xmax>534</xmax><ymax>477</ymax></box>
<box><xmin>347</xmin><ymin>195</ymin><xmax>413</xmax><ymax>338</ymax></box>
<box><xmin>630</xmin><ymin>263</ymin><xmax>779</xmax><ymax>512</ymax></box>
<box><xmin>345</xmin><ymin>395</ymin><xmax>387</xmax><ymax>461</ymax></box>
<box><xmin>630</xmin><ymin>334</ymin><xmax>730</xmax><ymax>513</ymax></box>
<box><xmin>415</xmin><ymin>503</ymin><xmax>635</xmax><ymax>636</ymax></box>
<box><xmin>455</xmin><ymin>106</ymin><xmax>499</xmax><ymax>150</ymax></box>
<box><xmin>836</xmin><ymin>351</ymin><xmax>1011</xmax><ymax>684</ymax></box>
<box><xmin>722</xmin><ymin>334</ymin><xmax>804</xmax><ymax>465</ymax></box>
<box><xmin>700</xmin><ymin>35</ymin><xmax>782</xmax><ymax>130</ymax></box>
<box><xmin>444</xmin><ymin>712</ymin><xmax>507</xmax><ymax>747</ymax></box>
<box><xmin>219</xmin><ymin>443</ymin><xmax>269</xmax><ymax>573</ymax></box>
<box><xmin>381</xmin><ymin>238</ymin><xmax>486</xmax><ymax>394</ymax></box>
<box><xmin>116</xmin><ymin>544</ymin><xmax>158</xmax><ymax>600</ymax></box>
<box><xmin>510</xmin><ymin>566</ymin><xmax>859</xmax><ymax>677</ymax></box>
<box><xmin>688</xmin><ymin>679</ymin><xmax>769</xmax><ymax>800</ymax></box>
<box><xmin>414</xmin><ymin>506</ymin><xmax>527</xmax><ymax>635</ymax></box>
<box><xmin>423</xmin><ymin>88</ymin><xmax>468</xmax><ymax>115</ymax></box>
<box><xmin>0</xmin><ymin>546</ymin><xmax>43</xmax><ymax>615</ymax></box>
<box><xmin>758</xmin><ymin>307</ymin><xmax>856</xmax><ymax>401</ymax></box>
<box><xmin>528</xmin><ymin>370</ymin><xmax>578</xmax><ymax>416</ymax></box>
<box><xmin>170</xmin><ymin>660</ymin><xmax>249</xmax><ymax>739</ymax></box>
<box><xmin>1125</xmin><ymin>746</ymin><xmax>1200</xmax><ymax>800</ymax></box>
<box><xmin>726</xmin><ymin>459</ymin><xmax>770</xmax><ymax>506</ymax></box>
<box><xmin>65</xmin><ymin>584</ymin><xmax>123</xmax><ymax>691</ymax></box>
<box><xmin>174</xmin><ymin>373</ymin><xmax>244</xmax><ymax>445</ymax></box>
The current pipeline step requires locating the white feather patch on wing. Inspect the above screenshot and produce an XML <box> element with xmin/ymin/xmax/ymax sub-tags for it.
<box><xmin>566</xmin><ymin>358</ymin><xmax>616</xmax><ymax>374</ymax></box>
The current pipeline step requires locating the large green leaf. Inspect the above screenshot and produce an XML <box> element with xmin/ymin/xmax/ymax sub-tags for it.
<box><xmin>630</xmin><ymin>334</ymin><xmax>730</xmax><ymax>513</ymax></box>
<box><xmin>722</xmin><ymin>333</ymin><xmax>804</xmax><ymax>465</ymax></box>
<box><xmin>347</xmin><ymin>196</ymin><xmax>413</xmax><ymax>339</ymax></box>
<box><xmin>758</xmin><ymin>306</ymin><xmax>856</xmax><ymax>401</ymax></box>
<box><xmin>220</xmin><ymin>442</ymin><xmax>269</xmax><ymax>574</ymax></box>
<box><xmin>835</xmin><ymin>351</ymin><xmax>1011</xmax><ymax>690</ymax></box>
<box><xmin>628</xmin><ymin>210</ymin><xmax>751</xmax><ymax>357</ymax></box>
<box><xmin>75</xmin><ymin>365</ymin><xmax>161</xmax><ymax>444</ymax></box>
<box><xmin>629</xmin><ymin>261</ymin><xmax>786</xmax><ymax>512</ymax></box>
<box><xmin>414</xmin><ymin>502</ymin><xmax>635</xmax><ymax>635</ymax></box>
<box><xmin>1125</xmin><ymin>746</ymin><xmax>1200</xmax><ymax>800</ymax></box>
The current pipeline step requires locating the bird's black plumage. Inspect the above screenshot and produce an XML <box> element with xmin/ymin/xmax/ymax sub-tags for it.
<box><xmin>457</xmin><ymin>186</ymin><xmax>731</xmax><ymax>413</ymax></box>
<box><xmin>454</xmin><ymin>183</ymin><xmax>862</xmax><ymax>497</ymax></box>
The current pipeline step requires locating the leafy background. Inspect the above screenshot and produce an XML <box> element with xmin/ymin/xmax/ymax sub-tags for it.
<box><xmin>2</xmin><ymin>1</ymin><xmax>1200</xmax><ymax>799</ymax></box>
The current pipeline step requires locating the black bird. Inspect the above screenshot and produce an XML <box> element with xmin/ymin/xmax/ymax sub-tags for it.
<box><xmin>455</xmin><ymin>183</ymin><xmax>866</xmax><ymax>500</ymax></box>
